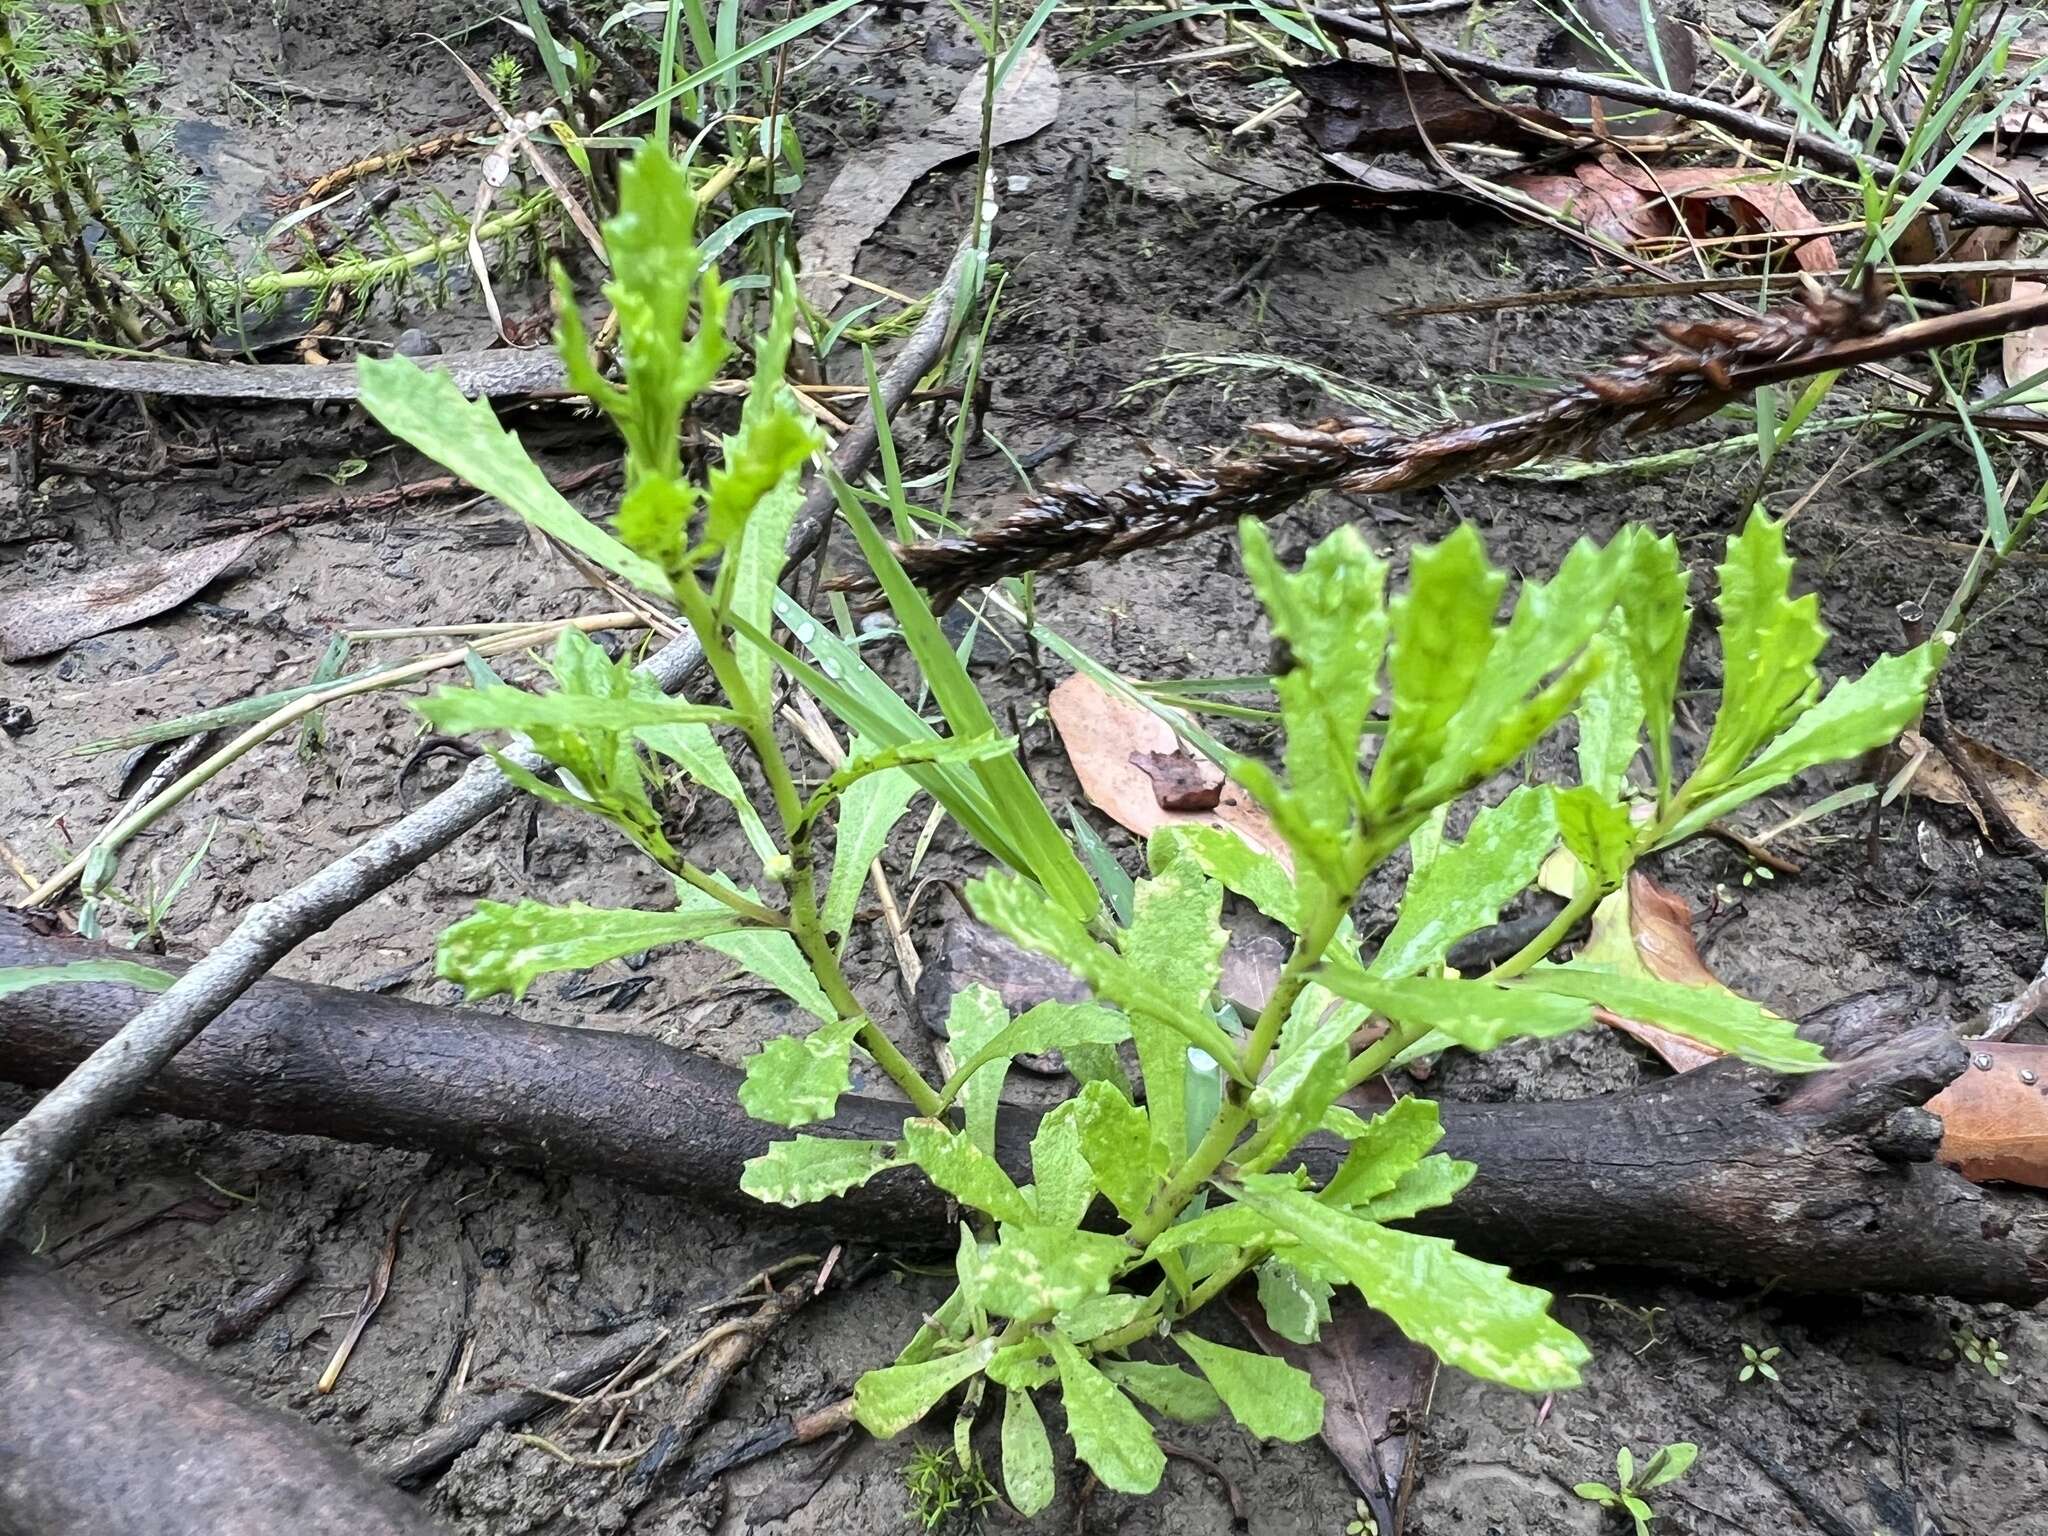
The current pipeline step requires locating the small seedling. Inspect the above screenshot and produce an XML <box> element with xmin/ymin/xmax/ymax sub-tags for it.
<box><xmin>1575</xmin><ymin>1442</ymin><xmax>1697</xmax><ymax>1536</ymax></box>
<box><xmin>1953</xmin><ymin>1328</ymin><xmax>2009</xmax><ymax>1379</ymax></box>
<box><xmin>1344</xmin><ymin>1497</ymin><xmax>1380</xmax><ymax>1535</ymax></box>
<box><xmin>903</xmin><ymin>1445</ymin><xmax>997</xmax><ymax>1531</ymax></box>
<box><xmin>485</xmin><ymin>50</ymin><xmax>524</xmax><ymax>103</ymax></box>
<box><xmin>1737</xmin><ymin>1343</ymin><xmax>1780</xmax><ymax>1383</ymax></box>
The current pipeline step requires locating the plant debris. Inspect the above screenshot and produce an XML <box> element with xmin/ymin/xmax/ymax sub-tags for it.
<box><xmin>0</xmin><ymin>528</ymin><xmax>269</xmax><ymax>662</ymax></box>
<box><xmin>1045</xmin><ymin>672</ymin><xmax>1290</xmax><ymax>867</ymax></box>
<box><xmin>795</xmin><ymin>46</ymin><xmax>1060</xmax><ymax>315</ymax></box>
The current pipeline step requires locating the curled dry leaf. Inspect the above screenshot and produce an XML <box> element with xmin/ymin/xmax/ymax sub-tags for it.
<box><xmin>1576</xmin><ymin>872</ymin><xmax>1743</xmax><ymax>1073</ymax></box>
<box><xmin>1926</xmin><ymin>1044</ymin><xmax>2048</xmax><ymax>1187</ymax></box>
<box><xmin>1508</xmin><ymin>159</ymin><xmax>1837</xmax><ymax>271</ymax></box>
<box><xmin>0</xmin><ymin>527</ymin><xmax>267</xmax><ymax>661</ymax></box>
<box><xmin>1891</xmin><ymin>727</ymin><xmax>2048</xmax><ymax>852</ymax></box>
<box><xmin>1599</xmin><ymin>160</ymin><xmax>1838</xmax><ymax>273</ymax></box>
<box><xmin>1129</xmin><ymin>748</ymin><xmax>1225</xmax><ymax>811</ymax></box>
<box><xmin>1046</xmin><ymin>673</ymin><xmax>1290</xmax><ymax>870</ymax></box>
<box><xmin>1504</xmin><ymin>160</ymin><xmax>1671</xmax><ymax>244</ymax></box>
<box><xmin>795</xmin><ymin>46</ymin><xmax>1059</xmax><ymax>315</ymax></box>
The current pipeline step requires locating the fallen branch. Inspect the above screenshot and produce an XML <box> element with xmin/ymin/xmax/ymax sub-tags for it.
<box><xmin>842</xmin><ymin>283</ymin><xmax>2048</xmax><ymax>603</ymax></box>
<box><xmin>1312</xmin><ymin>11</ymin><xmax>2041</xmax><ymax>230</ymax></box>
<box><xmin>0</xmin><ymin>238</ymin><xmax>979</xmax><ymax>1240</ymax></box>
<box><xmin>4</xmin><ymin>918</ymin><xmax>2041</xmax><ymax>1303</ymax></box>
<box><xmin>0</xmin><ymin>1244</ymin><xmax>443</xmax><ymax>1534</ymax></box>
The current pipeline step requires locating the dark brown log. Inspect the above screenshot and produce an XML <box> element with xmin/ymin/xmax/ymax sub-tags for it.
<box><xmin>0</xmin><ymin>1244</ymin><xmax>442</xmax><ymax>1535</ymax></box>
<box><xmin>2</xmin><ymin>913</ymin><xmax>2043</xmax><ymax>1303</ymax></box>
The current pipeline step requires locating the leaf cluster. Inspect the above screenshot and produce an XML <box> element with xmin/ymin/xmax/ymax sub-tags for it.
<box><xmin>351</xmin><ymin>139</ymin><xmax>1945</xmax><ymax>1520</ymax></box>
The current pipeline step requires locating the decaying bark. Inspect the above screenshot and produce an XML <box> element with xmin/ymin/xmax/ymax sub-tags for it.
<box><xmin>3</xmin><ymin>914</ymin><xmax>2042</xmax><ymax>1303</ymax></box>
<box><xmin>0</xmin><ymin>1244</ymin><xmax>441</xmax><ymax>1535</ymax></box>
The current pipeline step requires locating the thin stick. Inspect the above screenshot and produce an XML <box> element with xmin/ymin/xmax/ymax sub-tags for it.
<box><xmin>1312</xmin><ymin>11</ymin><xmax>2041</xmax><ymax>228</ymax></box>
<box><xmin>1976</xmin><ymin>956</ymin><xmax>2048</xmax><ymax>1042</ymax></box>
<box><xmin>0</xmin><ymin>237</ymin><xmax>981</xmax><ymax>1241</ymax></box>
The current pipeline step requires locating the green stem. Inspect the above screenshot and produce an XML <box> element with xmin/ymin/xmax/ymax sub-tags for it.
<box><xmin>244</xmin><ymin>199</ymin><xmax>549</xmax><ymax>296</ymax></box>
<box><xmin>1484</xmin><ymin>881</ymin><xmax>1605</xmax><ymax>982</ymax></box>
<box><xmin>671</xmin><ymin>570</ymin><xmax>943</xmax><ymax>1118</ymax></box>
<box><xmin>1239</xmin><ymin>888</ymin><xmax>1342</xmax><ymax>1081</ymax></box>
<box><xmin>1342</xmin><ymin>1018</ymin><xmax>1428</xmax><ymax>1091</ymax></box>
<box><xmin>666</xmin><ymin>858</ymin><xmax>786</xmax><ymax>927</ymax></box>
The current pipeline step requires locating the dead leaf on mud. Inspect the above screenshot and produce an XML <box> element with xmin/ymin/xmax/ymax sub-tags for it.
<box><xmin>1927</xmin><ymin>1043</ymin><xmax>2048</xmax><ymax>1187</ymax></box>
<box><xmin>0</xmin><ymin>527</ymin><xmax>267</xmax><ymax>662</ymax></box>
<box><xmin>1577</xmin><ymin>872</ymin><xmax>1751</xmax><ymax>1073</ymax></box>
<box><xmin>795</xmin><ymin>46</ymin><xmax>1059</xmax><ymax>315</ymax></box>
<box><xmin>1046</xmin><ymin>673</ymin><xmax>1291</xmax><ymax>870</ymax></box>
<box><xmin>1290</xmin><ymin>60</ymin><xmax>1568</xmax><ymax>156</ymax></box>
<box><xmin>1507</xmin><ymin>159</ymin><xmax>1838</xmax><ymax>270</ymax></box>
<box><xmin>1228</xmin><ymin>1283</ymin><xmax>1433</xmax><ymax>1534</ymax></box>
<box><xmin>1892</xmin><ymin>727</ymin><xmax>2048</xmax><ymax>851</ymax></box>
<box><xmin>1503</xmin><ymin>160</ymin><xmax>1670</xmax><ymax>244</ymax></box>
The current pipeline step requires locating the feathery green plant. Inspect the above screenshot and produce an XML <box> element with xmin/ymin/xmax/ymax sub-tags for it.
<box><xmin>0</xmin><ymin>0</ymin><xmax>228</xmax><ymax>341</ymax></box>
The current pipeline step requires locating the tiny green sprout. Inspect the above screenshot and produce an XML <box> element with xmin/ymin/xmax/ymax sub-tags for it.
<box><xmin>1574</xmin><ymin>1442</ymin><xmax>1697</xmax><ymax>1536</ymax></box>
<box><xmin>1953</xmin><ymin>1328</ymin><xmax>2010</xmax><ymax>1379</ymax></box>
<box><xmin>1344</xmin><ymin>1497</ymin><xmax>1380</xmax><ymax>1536</ymax></box>
<box><xmin>903</xmin><ymin>1444</ymin><xmax>997</xmax><ymax>1532</ymax></box>
<box><xmin>1738</xmin><ymin>1343</ymin><xmax>1780</xmax><ymax>1384</ymax></box>
<box><xmin>485</xmin><ymin>50</ymin><xmax>524</xmax><ymax>103</ymax></box>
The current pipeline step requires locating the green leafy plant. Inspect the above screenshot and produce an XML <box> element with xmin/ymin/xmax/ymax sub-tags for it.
<box><xmin>1343</xmin><ymin>1497</ymin><xmax>1379</xmax><ymax>1536</ymax></box>
<box><xmin>485</xmin><ymin>50</ymin><xmax>526</xmax><ymax>105</ymax></box>
<box><xmin>353</xmin><ymin>140</ymin><xmax>1946</xmax><ymax>1517</ymax></box>
<box><xmin>1575</xmin><ymin>1442</ymin><xmax>1698</xmax><ymax>1535</ymax></box>
<box><xmin>1954</xmin><ymin>1327</ymin><xmax>2010</xmax><ymax>1379</ymax></box>
<box><xmin>1737</xmin><ymin>1342</ymin><xmax>1780</xmax><ymax>1384</ymax></box>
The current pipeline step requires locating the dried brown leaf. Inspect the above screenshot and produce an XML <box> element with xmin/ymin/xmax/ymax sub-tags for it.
<box><xmin>2004</xmin><ymin>278</ymin><xmax>2048</xmax><ymax>410</ymax></box>
<box><xmin>795</xmin><ymin>47</ymin><xmax>1059</xmax><ymax>315</ymax></box>
<box><xmin>1226</xmin><ymin>1283</ymin><xmax>1433</xmax><ymax>1534</ymax></box>
<box><xmin>1504</xmin><ymin>160</ymin><xmax>1672</xmax><ymax>244</ymax></box>
<box><xmin>1290</xmin><ymin>60</ymin><xmax>1566</xmax><ymax>155</ymax></box>
<box><xmin>1046</xmin><ymin>673</ymin><xmax>1291</xmax><ymax>870</ymax></box>
<box><xmin>1533</xmin><ymin>0</ymin><xmax>1698</xmax><ymax>133</ymax></box>
<box><xmin>1927</xmin><ymin>1044</ymin><xmax>2048</xmax><ymax>1187</ymax></box>
<box><xmin>1892</xmin><ymin>727</ymin><xmax>2048</xmax><ymax>850</ymax></box>
<box><xmin>0</xmin><ymin>528</ymin><xmax>265</xmax><ymax>662</ymax></box>
<box><xmin>1600</xmin><ymin>159</ymin><xmax>1838</xmax><ymax>272</ymax></box>
<box><xmin>1580</xmin><ymin>872</ymin><xmax>1739</xmax><ymax>1073</ymax></box>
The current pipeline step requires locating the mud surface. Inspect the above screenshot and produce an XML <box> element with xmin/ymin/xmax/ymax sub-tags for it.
<box><xmin>3</xmin><ymin>2</ymin><xmax>2047</xmax><ymax>1534</ymax></box>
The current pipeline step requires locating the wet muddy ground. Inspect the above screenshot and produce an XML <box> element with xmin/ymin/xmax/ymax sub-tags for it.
<box><xmin>4</xmin><ymin>1</ymin><xmax>2047</xmax><ymax>1533</ymax></box>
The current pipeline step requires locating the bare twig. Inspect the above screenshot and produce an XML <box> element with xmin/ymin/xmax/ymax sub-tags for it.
<box><xmin>380</xmin><ymin>1320</ymin><xmax>667</xmax><ymax>1483</ymax></box>
<box><xmin>1978</xmin><ymin>956</ymin><xmax>2048</xmax><ymax>1042</ymax></box>
<box><xmin>0</xmin><ymin>238</ymin><xmax>980</xmax><ymax>1240</ymax></box>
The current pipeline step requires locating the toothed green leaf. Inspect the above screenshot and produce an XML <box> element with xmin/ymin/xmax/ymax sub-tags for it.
<box><xmin>436</xmin><ymin>898</ymin><xmax>744</xmax><ymax>1002</ymax></box>
<box><xmin>740</xmin><ymin>1135</ymin><xmax>906</xmax><ymax>1206</ymax></box>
